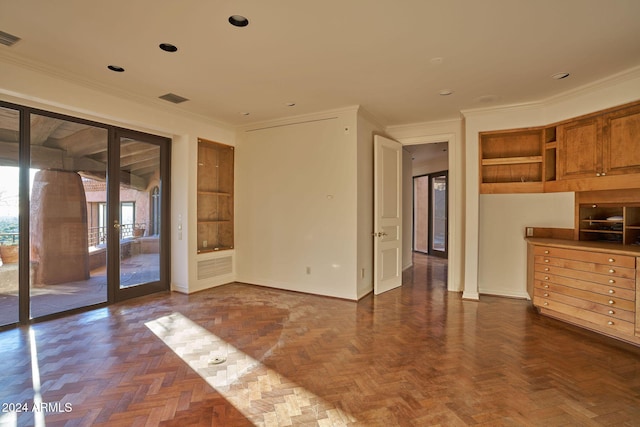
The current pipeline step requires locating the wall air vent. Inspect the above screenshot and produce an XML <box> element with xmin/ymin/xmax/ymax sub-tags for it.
<box><xmin>0</xmin><ymin>30</ymin><xmax>21</xmax><ymax>47</ymax></box>
<box><xmin>159</xmin><ymin>93</ymin><xmax>189</xmax><ymax>104</ymax></box>
<box><xmin>197</xmin><ymin>256</ymin><xmax>233</xmax><ymax>280</ymax></box>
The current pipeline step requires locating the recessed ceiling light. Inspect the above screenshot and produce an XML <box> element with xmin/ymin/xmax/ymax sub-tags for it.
<box><xmin>229</xmin><ymin>15</ymin><xmax>249</xmax><ymax>27</ymax></box>
<box><xmin>430</xmin><ymin>57</ymin><xmax>444</xmax><ymax>65</ymax></box>
<box><xmin>107</xmin><ymin>65</ymin><xmax>125</xmax><ymax>72</ymax></box>
<box><xmin>439</xmin><ymin>89</ymin><xmax>454</xmax><ymax>96</ymax></box>
<box><xmin>552</xmin><ymin>72</ymin><xmax>570</xmax><ymax>80</ymax></box>
<box><xmin>159</xmin><ymin>43</ymin><xmax>178</xmax><ymax>53</ymax></box>
<box><xmin>240</xmin><ymin>112</ymin><xmax>250</xmax><ymax>116</ymax></box>
<box><xmin>285</xmin><ymin>102</ymin><xmax>296</xmax><ymax>107</ymax></box>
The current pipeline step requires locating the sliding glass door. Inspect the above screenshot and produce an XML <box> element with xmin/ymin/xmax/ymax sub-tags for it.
<box><xmin>0</xmin><ymin>106</ymin><xmax>20</xmax><ymax>327</ymax></box>
<box><xmin>0</xmin><ymin>101</ymin><xmax>170</xmax><ymax>326</ymax></box>
<box><xmin>113</xmin><ymin>130</ymin><xmax>168</xmax><ymax>301</ymax></box>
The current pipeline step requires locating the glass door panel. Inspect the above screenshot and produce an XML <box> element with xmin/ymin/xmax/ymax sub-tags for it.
<box><xmin>0</xmin><ymin>107</ymin><xmax>20</xmax><ymax>326</ymax></box>
<box><xmin>29</xmin><ymin>114</ymin><xmax>109</xmax><ymax>318</ymax></box>
<box><xmin>430</xmin><ymin>172</ymin><xmax>447</xmax><ymax>256</ymax></box>
<box><xmin>114</xmin><ymin>131</ymin><xmax>166</xmax><ymax>299</ymax></box>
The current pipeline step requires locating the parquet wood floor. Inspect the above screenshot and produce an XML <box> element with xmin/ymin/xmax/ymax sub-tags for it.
<box><xmin>1</xmin><ymin>253</ymin><xmax>640</xmax><ymax>426</ymax></box>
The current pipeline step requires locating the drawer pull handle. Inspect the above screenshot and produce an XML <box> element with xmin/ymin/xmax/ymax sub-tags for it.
<box><xmin>609</xmin><ymin>300</ymin><xmax>615</xmax><ymax>305</ymax></box>
<box><xmin>608</xmin><ymin>321</ymin><xmax>614</xmax><ymax>326</ymax></box>
<box><xmin>543</xmin><ymin>293</ymin><xmax>549</xmax><ymax>297</ymax></box>
<box><xmin>544</xmin><ymin>250</ymin><xmax>549</xmax><ymax>254</ymax></box>
<box><xmin>544</xmin><ymin>276</ymin><xmax>549</xmax><ymax>280</ymax></box>
<box><xmin>608</xmin><ymin>258</ymin><xmax>615</xmax><ymax>263</ymax></box>
<box><xmin>608</xmin><ymin>289</ymin><xmax>615</xmax><ymax>294</ymax></box>
<box><xmin>544</xmin><ymin>284</ymin><xmax>549</xmax><ymax>289</ymax></box>
<box><xmin>544</xmin><ymin>259</ymin><xmax>549</xmax><ymax>263</ymax></box>
<box><xmin>609</xmin><ymin>279</ymin><xmax>615</xmax><ymax>284</ymax></box>
<box><xmin>543</xmin><ymin>302</ymin><xmax>548</xmax><ymax>306</ymax></box>
<box><xmin>609</xmin><ymin>310</ymin><xmax>615</xmax><ymax>315</ymax></box>
<box><xmin>609</xmin><ymin>269</ymin><xmax>615</xmax><ymax>273</ymax></box>
<box><xmin>544</xmin><ymin>267</ymin><xmax>549</xmax><ymax>271</ymax></box>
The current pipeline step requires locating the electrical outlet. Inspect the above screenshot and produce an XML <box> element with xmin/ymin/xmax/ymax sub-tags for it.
<box><xmin>361</xmin><ymin>268</ymin><xmax>365</xmax><ymax>279</ymax></box>
<box><xmin>203</xmin><ymin>240</ymin><xmax>208</xmax><ymax>248</ymax></box>
<box><xmin>306</xmin><ymin>266</ymin><xmax>311</xmax><ymax>275</ymax></box>
<box><xmin>526</xmin><ymin>227</ymin><xmax>533</xmax><ymax>237</ymax></box>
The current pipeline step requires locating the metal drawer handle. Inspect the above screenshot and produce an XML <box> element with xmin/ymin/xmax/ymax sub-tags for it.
<box><xmin>544</xmin><ymin>250</ymin><xmax>549</xmax><ymax>254</ymax></box>
<box><xmin>609</xmin><ymin>279</ymin><xmax>615</xmax><ymax>284</ymax></box>
<box><xmin>544</xmin><ymin>259</ymin><xmax>549</xmax><ymax>263</ymax></box>
<box><xmin>607</xmin><ymin>321</ymin><xmax>614</xmax><ymax>326</ymax></box>
<box><xmin>543</xmin><ymin>302</ymin><xmax>548</xmax><ymax>306</ymax></box>
<box><xmin>544</xmin><ymin>267</ymin><xmax>549</xmax><ymax>271</ymax></box>
<box><xmin>609</xmin><ymin>269</ymin><xmax>615</xmax><ymax>273</ymax></box>
<box><xmin>544</xmin><ymin>276</ymin><xmax>549</xmax><ymax>280</ymax></box>
<box><xmin>608</xmin><ymin>289</ymin><xmax>615</xmax><ymax>294</ymax></box>
<box><xmin>608</xmin><ymin>300</ymin><xmax>615</xmax><ymax>305</ymax></box>
<box><xmin>544</xmin><ymin>284</ymin><xmax>549</xmax><ymax>289</ymax></box>
<box><xmin>608</xmin><ymin>310</ymin><xmax>615</xmax><ymax>315</ymax></box>
<box><xmin>608</xmin><ymin>258</ymin><xmax>615</xmax><ymax>263</ymax></box>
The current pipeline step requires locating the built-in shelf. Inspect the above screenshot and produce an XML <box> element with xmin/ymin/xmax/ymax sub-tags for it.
<box><xmin>197</xmin><ymin>138</ymin><xmax>234</xmax><ymax>253</ymax></box>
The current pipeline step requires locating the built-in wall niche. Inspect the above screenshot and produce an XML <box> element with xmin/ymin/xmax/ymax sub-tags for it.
<box><xmin>197</xmin><ymin>139</ymin><xmax>234</xmax><ymax>253</ymax></box>
<box><xmin>576</xmin><ymin>189</ymin><xmax>640</xmax><ymax>246</ymax></box>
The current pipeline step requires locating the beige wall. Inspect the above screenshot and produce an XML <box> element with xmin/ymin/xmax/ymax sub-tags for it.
<box><xmin>235</xmin><ymin>109</ymin><xmax>362</xmax><ymax>300</ymax></box>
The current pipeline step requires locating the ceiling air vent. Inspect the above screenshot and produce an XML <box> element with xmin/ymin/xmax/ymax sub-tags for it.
<box><xmin>0</xmin><ymin>30</ymin><xmax>21</xmax><ymax>47</ymax></box>
<box><xmin>159</xmin><ymin>93</ymin><xmax>189</xmax><ymax>104</ymax></box>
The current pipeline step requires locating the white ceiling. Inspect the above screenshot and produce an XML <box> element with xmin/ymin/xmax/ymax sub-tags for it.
<box><xmin>1</xmin><ymin>0</ymin><xmax>640</xmax><ymax>127</ymax></box>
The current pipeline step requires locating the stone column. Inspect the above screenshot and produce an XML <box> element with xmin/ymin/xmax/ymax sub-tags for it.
<box><xmin>30</xmin><ymin>170</ymin><xmax>90</xmax><ymax>285</ymax></box>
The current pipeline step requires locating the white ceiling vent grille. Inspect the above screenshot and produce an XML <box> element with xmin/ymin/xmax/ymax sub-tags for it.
<box><xmin>198</xmin><ymin>256</ymin><xmax>233</xmax><ymax>280</ymax></box>
<box><xmin>159</xmin><ymin>93</ymin><xmax>189</xmax><ymax>104</ymax></box>
<box><xmin>0</xmin><ymin>31</ymin><xmax>21</xmax><ymax>47</ymax></box>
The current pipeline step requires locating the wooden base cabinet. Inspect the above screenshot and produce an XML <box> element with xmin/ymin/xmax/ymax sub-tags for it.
<box><xmin>527</xmin><ymin>238</ymin><xmax>640</xmax><ymax>346</ymax></box>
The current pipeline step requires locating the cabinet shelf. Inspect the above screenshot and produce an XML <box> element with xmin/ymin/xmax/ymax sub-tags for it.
<box><xmin>481</xmin><ymin>156</ymin><xmax>542</xmax><ymax>166</ymax></box>
<box><xmin>581</xmin><ymin>229</ymin><xmax>623</xmax><ymax>235</ymax></box>
<box><xmin>197</xmin><ymin>191</ymin><xmax>231</xmax><ymax>196</ymax></box>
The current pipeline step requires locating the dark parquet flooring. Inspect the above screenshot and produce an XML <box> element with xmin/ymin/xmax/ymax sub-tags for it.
<box><xmin>1</xmin><ymin>253</ymin><xmax>640</xmax><ymax>426</ymax></box>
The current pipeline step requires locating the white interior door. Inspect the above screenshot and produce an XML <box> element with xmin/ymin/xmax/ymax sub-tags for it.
<box><xmin>374</xmin><ymin>135</ymin><xmax>403</xmax><ymax>295</ymax></box>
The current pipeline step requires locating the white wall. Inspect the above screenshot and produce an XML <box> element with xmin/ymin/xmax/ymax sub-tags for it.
<box><xmin>479</xmin><ymin>192</ymin><xmax>574</xmax><ymax>298</ymax></box>
<box><xmin>412</xmin><ymin>153</ymin><xmax>448</xmax><ymax>177</ymax></box>
<box><xmin>235</xmin><ymin>109</ymin><xmax>361</xmax><ymax>300</ymax></box>
<box><xmin>463</xmin><ymin>67</ymin><xmax>640</xmax><ymax>299</ymax></box>
<box><xmin>356</xmin><ymin>110</ymin><xmax>383</xmax><ymax>298</ymax></box>
<box><xmin>0</xmin><ymin>56</ymin><xmax>237</xmax><ymax>294</ymax></box>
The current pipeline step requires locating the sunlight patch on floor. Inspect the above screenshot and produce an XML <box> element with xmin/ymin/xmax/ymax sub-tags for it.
<box><xmin>145</xmin><ymin>312</ymin><xmax>356</xmax><ymax>426</ymax></box>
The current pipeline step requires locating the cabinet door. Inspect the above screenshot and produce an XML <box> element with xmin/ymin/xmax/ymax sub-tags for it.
<box><xmin>603</xmin><ymin>104</ymin><xmax>640</xmax><ymax>176</ymax></box>
<box><xmin>557</xmin><ymin>117</ymin><xmax>602</xmax><ymax>180</ymax></box>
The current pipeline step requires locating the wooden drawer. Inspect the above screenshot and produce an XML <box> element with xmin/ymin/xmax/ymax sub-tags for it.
<box><xmin>533</xmin><ymin>246</ymin><xmax>635</xmax><ymax>268</ymax></box>
<box><xmin>534</xmin><ymin>280</ymin><xmax>635</xmax><ymax>311</ymax></box>
<box><xmin>533</xmin><ymin>296</ymin><xmax>635</xmax><ymax>335</ymax></box>
<box><xmin>534</xmin><ymin>256</ymin><xmax>635</xmax><ymax>279</ymax></box>
<box><xmin>533</xmin><ymin>287</ymin><xmax>634</xmax><ymax>322</ymax></box>
<box><xmin>534</xmin><ymin>272</ymin><xmax>635</xmax><ymax>300</ymax></box>
<box><xmin>533</xmin><ymin>263</ymin><xmax>635</xmax><ymax>289</ymax></box>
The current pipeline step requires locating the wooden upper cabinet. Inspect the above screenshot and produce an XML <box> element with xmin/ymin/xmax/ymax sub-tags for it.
<box><xmin>603</xmin><ymin>103</ymin><xmax>640</xmax><ymax>176</ymax></box>
<box><xmin>557</xmin><ymin>116</ymin><xmax>602</xmax><ymax>180</ymax></box>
